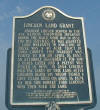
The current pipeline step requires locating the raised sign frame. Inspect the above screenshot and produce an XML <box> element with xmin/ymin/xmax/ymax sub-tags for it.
<box><xmin>10</xmin><ymin>6</ymin><xmax>93</xmax><ymax>106</ymax></box>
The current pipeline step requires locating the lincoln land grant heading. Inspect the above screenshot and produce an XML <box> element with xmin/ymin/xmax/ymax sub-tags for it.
<box><xmin>24</xmin><ymin>23</ymin><xmax>74</xmax><ymax>28</ymax></box>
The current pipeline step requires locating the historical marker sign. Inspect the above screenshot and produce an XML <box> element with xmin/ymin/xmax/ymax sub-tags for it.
<box><xmin>9</xmin><ymin>6</ymin><xmax>94</xmax><ymax>109</ymax></box>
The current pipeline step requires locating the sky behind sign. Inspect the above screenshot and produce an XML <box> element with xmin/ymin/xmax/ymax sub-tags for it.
<box><xmin>0</xmin><ymin>0</ymin><xmax>100</xmax><ymax>110</ymax></box>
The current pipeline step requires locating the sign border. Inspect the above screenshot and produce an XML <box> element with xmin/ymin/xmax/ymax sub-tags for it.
<box><xmin>10</xmin><ymin>6</ymin><xmax>93</xmax><ymax>106</ymax></box>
